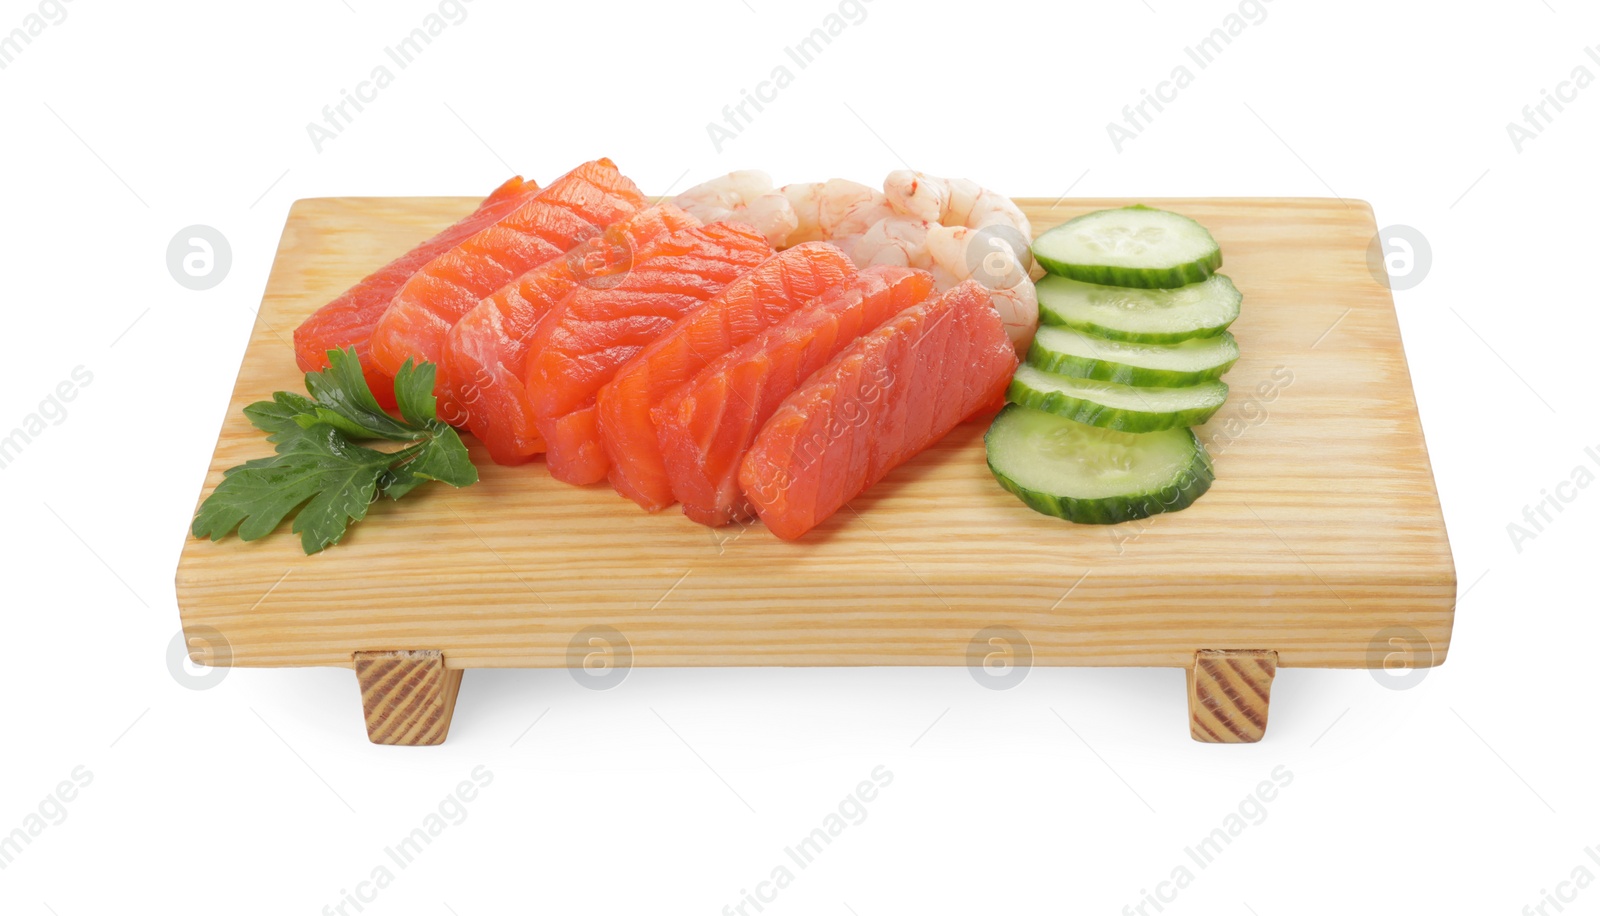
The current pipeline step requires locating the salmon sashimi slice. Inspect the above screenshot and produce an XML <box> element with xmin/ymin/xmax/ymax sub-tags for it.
<box><xmin>369</xmin><ymin>159</ymin><xmax>646</xmax><ymax>384</ymax></box>
<box><xmin>527</xmin><ymin>221</ymin><xmax>774</xmax><ymax>485</ymax></box>
<box><xmin>293</xmin><ymin>176</ymin><xmax>540</xmax><ymax>407</ymax></box>
<box><xmin>440</xmin><ymin>205</ymin><xmax>702</xmax><ymax>465</ymax></box>
<box><xmin>739</xmin><ymin>280</ymin><xmax>1018</xmax><ymax>540</ymax></box>
<box><xmin>656</xmin><ymin>266</ymin><xmax>935</xmax><ymax>527</ymax></box>
<box><xmin>598</xmin><ymin>243</ymin><xmax>857</xmax><ymax>510</ymax></box>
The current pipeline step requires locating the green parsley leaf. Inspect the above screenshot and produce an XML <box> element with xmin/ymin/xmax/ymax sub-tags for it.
<box><xmin>301</xmin><ymin>347</ymin><xmax>422</xmax><ymax>442</ymax></box>
<box><xmin>243</xmin><ymin>391</ymin><xmax>316</xmax><ymax>436</ymax></box>
<box><xmin>241</xmin><ymin>391</ymin><xmax>321</xmax><ymax>452</ymax></box>
<box><xmin>392</xmin><ymin>358</ymin><xmax>441</xmax><ymax>427</ymax></box>
<box><xmin>192</xmin><ymin>347</ymin><xmax>479</xmax><ymax>554</ymax></box>
<box><xmin>393</xmin><ymin>424</ymin><xmax>478</xmax><ymax>490</ymax></box>
<box><xmin>379</xmin><ymin>423</ymin><xmax>476</xmax><ymax>502</ymax></box>
<box><xmin>193</xmin><ymin>425</ymin><xmax>395</xmax><ymax>552</ymax></box>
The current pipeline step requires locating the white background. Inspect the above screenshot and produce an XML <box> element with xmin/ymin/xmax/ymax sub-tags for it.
<box><xmin>1</xmin><ymin>0</ymin><xmax>1595</xmax><ymax>913</ymax></box>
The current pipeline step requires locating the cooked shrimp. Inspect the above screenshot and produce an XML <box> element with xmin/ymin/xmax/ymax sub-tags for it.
<box><xmin>672</xmin><ymin>170</ymin><xmax>771</xmax><ymax>221</ymax></box>
<box><xmin>846</xmin><ymin>216</ymin><xmax>936</xmax><ymax>270</ymax></box>
<box><xmin>671</xmin><ymin>170</ymin><xmax>798</xmax><ymax>248</ymax></box>
<box><xmin>733</xmin><ymin>190</ymin><xmax>800</xmax><ymax>248</ymax></box>
<box><xmin>925</xmin><ymin>224</ymin><xmax>1038</xmax><ymax>355</ymax></box>
<box><xmin>781</xmin><ymin>179</ymin><xmax>896</xmax><ymax>246</ymax></box>
<box><xmin>883</xmin><ymin>170</ymin><xmax>1032</xmax><ymax>238</ymax></box>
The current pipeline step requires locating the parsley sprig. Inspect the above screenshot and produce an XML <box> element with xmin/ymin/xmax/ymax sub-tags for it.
<box><xmin>192</xmin><ymin>348</ymin><xmax>478</xmax><ymax>554</ymax></box>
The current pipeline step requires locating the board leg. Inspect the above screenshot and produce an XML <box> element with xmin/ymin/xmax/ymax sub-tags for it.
<box><xmin>1187</xmin><ymin>649</ymin><xmax>1277</xmax><ymax>744</ymax></box>
<box><xmin>353</xmin><ymin>650</ymin><xmax>463</xmax><ymax>746</ymax></box>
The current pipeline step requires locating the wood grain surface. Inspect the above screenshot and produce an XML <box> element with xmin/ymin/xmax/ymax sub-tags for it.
<box><xmin>1188</xmin><ymin>649</ymin><xmax>1278</xmax><ymax>743</ymax></box>
<box><xmin>354</xmin><ymin>650</ymin><xmax>462</xmax><ymax>745</ymax></box>
<box><xmin>175</xmin><ymin>196</ymin><xmax>1456</xmax><ymax>671</ymax></box>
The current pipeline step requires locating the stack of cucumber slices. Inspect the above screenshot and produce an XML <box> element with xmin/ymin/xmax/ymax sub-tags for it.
<box><xmin>987</xmin><ymin>206</ymin><xmax>1240</xmax><ymax>525</ymax></box>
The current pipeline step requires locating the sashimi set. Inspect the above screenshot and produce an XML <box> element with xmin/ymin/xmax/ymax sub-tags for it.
<box><xmin>192</xmin><ymin>160</ymin><xmax>1240</xmax><ymax>553</ymax></box>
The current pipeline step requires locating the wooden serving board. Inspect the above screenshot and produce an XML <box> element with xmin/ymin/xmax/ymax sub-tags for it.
<box><xmin>176</xmin><ymin>196</ymin><xmax>1455</xmax><ymax>745</ymax></box>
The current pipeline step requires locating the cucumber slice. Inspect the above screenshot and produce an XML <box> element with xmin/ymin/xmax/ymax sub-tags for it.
<box><xmin>1032</xmin><ymin>206</ymin><xmax>1222</xmax><ymax>288</ymax></box>
<box><xmin>1028</xmin><ymin>325</ymin><xmax>1239</xmax><ymax>387</ymax></box>
<box><xmin>985</xmin><ymin>404</ymin><xmax>1214</xmax><ymax>524</ymax></box>
<box><xmin>1007</xmin><ymin>364</ymin><xmax>1227</xmax><ymax>432</ymax></box>
<box><xmin>1037</xmin><ymin>273</ymin><xmax>1241</xmax><ymax>344</ymax></box>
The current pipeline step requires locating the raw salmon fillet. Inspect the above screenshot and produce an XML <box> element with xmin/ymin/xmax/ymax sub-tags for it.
<box><xmin>598</xmin><ymin>243</ymin><xmax>856</xmax><ymax>510</ymax></box>
<box><xmin>527</xmin><ymin>221</ymin><xmax>774</xmax><ymax>485</ymax></box>
<box><xmin>293</xmin><ymin>176</ymin><xmax>540</xmax><ymax>407</ymax></box>
<box><xmin>657</xmin><ymin>266</ymin><xmax>935</xmax><ymax>527</ymax></box>
<box><xmin>440</xmin><ymin>205</ymin><xmax>702</xmax><ymax>465</ymax></box>
<box><xmin>369</xmin><ymin>159</ymin><xmax>646</xmax><ymax>383</ymax></box>
<box><xmin>739</xmin><ymin>280</ymin><xmax>1018</xmax><ymax>540</ymax></box>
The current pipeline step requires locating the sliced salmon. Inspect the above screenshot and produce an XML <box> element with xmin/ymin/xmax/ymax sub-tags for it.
<box><xmin>369</xmin><ymin>159</ymin><xmax>645</xmax><ymax>384</ymax></box>
<box><xmin>527</xmin><ymin>221</ymin><xmax>774</xmax><ymax>485</ymax></box>
<box><xmin>656</xmin><ymin>266</ymin><xmax>935</xmax><ymax>527</ymax></box>
<box><xmin>440</xmin><ymin>205</ymin><xmax>702</xmax><ymax>465</ymax></box>
<box><xmin>739</xmin><ymin>280</ymin><xmax>1018</xmax><ymax>540</ymax></box>
<box><xmin>293</xmin><ymin>176</ymin><xmax>540</xmax><ymax>407</ymax></box>
<box><xmin>598</xmin><ymin>243</ymin><xmax>857</xmax><ymax>510</ymax></box>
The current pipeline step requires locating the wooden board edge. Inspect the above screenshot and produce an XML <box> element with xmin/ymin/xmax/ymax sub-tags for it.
<box><xmin>181</xmin><ymin>644</ymin><xmax>1454</xmax><ymax>672</ymax></box>
<box><xmin>1357</xmin><ymin>199</ymin><xmax>1460</xmax><ymax>621</ymax></box>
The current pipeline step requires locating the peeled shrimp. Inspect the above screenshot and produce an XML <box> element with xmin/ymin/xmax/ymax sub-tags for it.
<box><xmin>781</xmin><ymin>179</ymin><xmax>896</xmax><ymax>246</ymax></box>
<box><xmin>674</xmin><ymin>172</ymin><xmax>1041</xmax><ymax>341</ymax></box>
<box><xmin>672</xmin><ymin>169</ymin><xmax>770</xmax><ymax>221</ymax></box>
<box><xmin>731</xmin><ymin>190</ymin><xmax>799</xmax><ymax>248</ymax></box>
<box><xmin>670</xmin><ymin>170</ymin><xmax>798</xmax><ymax>248</ymax></box>
<box><xmin>925</xmin><ymin>225</ymin><xmax>1038</xmax><ymax>355</ymax></box>
<box><xmin>846</xmin><ymin>216</ymin><xmax>935</xmax><ymax>270</ymax></box>
<box><xmin>883</xmin><ymin>170</ymin><xmax>1032</xmax><ymax>238</ymax></box>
